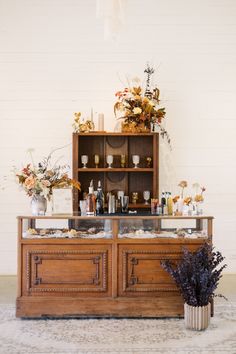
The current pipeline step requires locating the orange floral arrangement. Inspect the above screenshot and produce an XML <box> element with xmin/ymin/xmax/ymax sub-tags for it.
<box><xmin>114</xmin><ymin>85</ymin><xmax>166</xmax><ymax>130</ymax></box>
<box><xmin>114</xmin><ymin>65</ymin><xmax>167</xmax><ymax>132</ymax></box>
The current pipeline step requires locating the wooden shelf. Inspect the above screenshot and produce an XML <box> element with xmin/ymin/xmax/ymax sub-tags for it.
<box><xmin>78</xmin><ymin>168</ymin><xmax>154</xmax><ymax>172</ymax></box>
<box><xmin>73</xmin><ymin>133</ymin><xmax>159</xmax><ymax>212</ymax></box>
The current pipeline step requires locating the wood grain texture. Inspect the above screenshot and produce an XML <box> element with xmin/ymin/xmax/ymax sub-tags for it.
<box><xmin>16</xmin><ymin>296</ymin><xmax>185</xmax><ymax>318</ymax></box>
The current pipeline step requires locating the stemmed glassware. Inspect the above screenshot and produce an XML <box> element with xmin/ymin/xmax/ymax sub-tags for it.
<box><xmin>132</xmin><ymin>155</ymin><xmax>140</xmax><ymax>168</ymax></box>
<box><xmin>94</xmin><ymin>154</ymin><xmax>99</xmax><ymax>168</ymax></box>
<box><xmin>132</xmin><ymin>192</ymin><xmax>139</xmax><ymax>204</ymax></box>
<box><xmin>81</xmin><ymin>155</ymin><xmax>88</xmax><ymax>168</ymax></box>
<box><xmin>146</xmin><ymin>157</ymin><xmax>152</xmax><ymax>168</ymax></box>
<box><xmin>120</xmin><ymin>154</ymin><xmax>126</xmax><ymax>168</ymax></box>
<box><xmin>106</xmin><ymin>155</ymin><xmax>113</xmax><ymax>168</ymax></box>
<box><xmin>143</xmin><ymin>190</ymin><xmax>150</xmax><ymax>205</ymax></box>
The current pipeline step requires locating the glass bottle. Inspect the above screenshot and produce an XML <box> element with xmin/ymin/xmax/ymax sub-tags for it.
<box><xmin>86</xmin><ymin>180</ymin><xmax>96</xmax><ymax>216</ymax></box>
<box><xmin>167</xmin><ymin>192</ymin><xmax>173</xmax><ymax>215</ymax></box>
<box><xmin>96</xmin><ymin>180</ymin><xmax>104</xmax><ymax>215</ymax></box>
<box><xmin>161</xmin><ymin>191</ymin><xmax>167</xmax><ymax>215</ymax></box>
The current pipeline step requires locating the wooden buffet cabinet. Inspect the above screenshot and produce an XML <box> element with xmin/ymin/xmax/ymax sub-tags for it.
<box><xmin>16</xmin><ymin>215</ymin><xmax>213</xmax><ymax>318</ymax></box>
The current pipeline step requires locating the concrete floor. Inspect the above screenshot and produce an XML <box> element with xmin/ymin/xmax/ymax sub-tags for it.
<box><xmin>0</xmin><ymin>274</ymin><xmax>236</xmax><ymax>304</ymax></box>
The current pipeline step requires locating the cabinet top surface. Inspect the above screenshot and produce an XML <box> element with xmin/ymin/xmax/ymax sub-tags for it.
<box><xmin>73</xmin><ymin>132</ymin><xmax>157</xmax><ymax>136</ymax></box>
<box><xmin>17</xmin><ymin>214</ymin><xmax>214</xmax><ymax>220</ymax></box>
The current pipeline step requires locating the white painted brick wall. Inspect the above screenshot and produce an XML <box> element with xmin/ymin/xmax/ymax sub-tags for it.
<box><xmin>0</xmin><ymin>0</ymin><xmax>236</xmax><ymax>273</ymax></box>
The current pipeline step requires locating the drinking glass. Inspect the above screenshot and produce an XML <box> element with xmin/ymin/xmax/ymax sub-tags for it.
<box><xmin>120</xmin><ymin>196</ymin><xmax>129</xmax><ymax>213</ymax></box>
<box><xmin>79</xmin><ymin>200</ymin><xmax>87</xmax><ymax>216</ymax></box>
<box><xmin>117</xmin><ymin>191</ymin><xmax>124</xmax><ymax>209</ymax></box>
<box><xmin>81</xmin><ymin>155</ymin><xmax>88</xmax><ymax>168</ymax></box>
<box><xmin>94</xmin><ymin>154</ymin><xmax>99</xmax><ymax>168</ymax></box>
<box><xmin>132</xmin><ymin>155</ymin><xmax>140</xmax><ymax>168</ymax></box>
<box><xmin>143</xmin><ymin>190</ymin><xmax>150</xmax><ymax>205</ymax></box>
<box><xmin>106</xmin><ymin>155</ymin><xmax>113</xmax><ymax>168</ymax></box>
<box><xmin>117</xmin><ymin>191</ymin><xmax>125</xmax><ymax>200</ymax></box>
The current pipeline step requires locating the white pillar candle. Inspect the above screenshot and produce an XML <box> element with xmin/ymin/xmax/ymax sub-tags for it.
<box><xmin>98</xmin><ymin>113</ymin><xmax>104</xmax><ymax>131</ymax></box>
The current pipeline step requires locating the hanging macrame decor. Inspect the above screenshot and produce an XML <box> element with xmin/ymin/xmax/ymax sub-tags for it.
<box><xmin>96</xmin><ymin>0</ymin><xmax>128</xmax><ymax>41</ymax></box>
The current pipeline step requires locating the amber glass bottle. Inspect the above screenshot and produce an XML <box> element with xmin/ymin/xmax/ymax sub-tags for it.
<box><xmin>86</xmin><ymin>180</ymin><xmax>96</xmax><ymax>216</ymax></box>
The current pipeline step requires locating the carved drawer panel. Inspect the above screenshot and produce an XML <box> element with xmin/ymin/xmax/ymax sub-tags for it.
<box><xmin>118</xmin><ymin>245</ymin><xmax>183</xmax><ymax>296</ymax></box>
<box><xmin>22</xmin><ymin>245</ymin><xmax>111</xmax><ymax>296</ymax></box>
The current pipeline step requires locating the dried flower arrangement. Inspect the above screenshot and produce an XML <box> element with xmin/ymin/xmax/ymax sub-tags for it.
<box><xmin>172</xmin><ymin>181</ymin><xmax>206</xmax><ymax>215</ymax></box>
<box><xmin>172</xmin><ymin>195</ymin><xmax>180</xmax><ymax>204</ymax></box>
<box><xmin>114</xmin><ymin>84</ymin><xmax>166</xmax><ymax>131</ymax></box>
<box><xmin>193</xmin><ymin>183</ymin><xmax>206</xmax><ymax>203</ymax></box>
<box><xmin>73</xmin><ymin>112</ymin><xmax>95</xmax><ymax>133</ymax></box>
<box><xmin>184</xmin><ymin>196</ymin><xmax>192</xmax><ymax>205</ymax></box>
<box><xmin>178</xmin><ymin>180</ymin><xmax>188</xmax><ymax>198</ymax></box>
<box><xmin>16</xmin><ymin>149</ymin><xmax>80</xmax><ymax>200</ymax></box>
<box><xmin>161</xmin><ymin>243</ymin><xmax>227</xmax><ymax>307</ymax></box>
<box><xmin>114</xmin><ymin>64</ymin><xmax>171</xmax><ymax>147</ymax></box>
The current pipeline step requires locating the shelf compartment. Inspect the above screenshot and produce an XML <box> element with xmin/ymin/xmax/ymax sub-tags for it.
<box><xmin>128</xmin><ymin>135</ymin><xmax>153</xmax><ymax>168</ymax></box>
<box><xmin>78</xmin><ymin>172</ymin><xmax>105</xmax><ymax>199</ymax></box>
<box><xmin>128</xmin><ymin>172</ymin><xmax>153</xmax><ymax>202</ymax></box>
<box><xmin>105</xmin><ymin>136</ymin><xmax>128</xmax><ymax>168</ymax></box>
<box><xmin>78</xmin><ymin>135</ymin><xmax>105</xmax><ymax>168</ymax></box>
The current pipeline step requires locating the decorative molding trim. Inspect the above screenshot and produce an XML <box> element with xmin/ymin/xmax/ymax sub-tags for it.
<box><xmin>122</xmin><ymin>249</ymin><xmax>182</xmax><ymax>293</ymax></box>
<box><xmin>125</xmin><ymin>249</ymin><xmax>183</xmax><ymax>255</ymax></box>
<box><xmin>26</xmin><ymin>249</ymin><xmax>108</xmax><ymax>293</ymax></box>
<box><xmin>124</xmin><ymin>287</ymin><xmax>179</xmax><ymax>292</ymax></box>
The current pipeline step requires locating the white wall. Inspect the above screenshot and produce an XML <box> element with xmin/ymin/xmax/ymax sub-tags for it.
<box><xmin>0</xmin><ymin>0</ymin><xmax>236</xmax><ymax>274</ymax></box>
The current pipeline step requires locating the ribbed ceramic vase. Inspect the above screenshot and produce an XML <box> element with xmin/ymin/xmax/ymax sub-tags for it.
<box><xmin>184</xmin><ymin>303</ymin><xmax>211</xmax><ymax>330</ymax></box>
<box><xmin>31</xmin><ymin>195</ymin><xmax>47</xmax><ymax>216</ymax></box>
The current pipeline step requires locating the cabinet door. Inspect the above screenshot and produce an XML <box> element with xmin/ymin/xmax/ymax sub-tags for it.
<box><xmin>22</xmin><ymin>245</ymin><xmax>111</xmax><ymax>297</ymax></box>
<box><xmin>118</xmin><ymin>244</ymin><xmax>183</xmax><ymax>296</ymax></box>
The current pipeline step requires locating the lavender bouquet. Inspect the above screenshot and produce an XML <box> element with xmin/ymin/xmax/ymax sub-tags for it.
<box><xmin>161</xmin><ymin>243</ymin><xmax>227</xmax><ymax>306</ymax></box>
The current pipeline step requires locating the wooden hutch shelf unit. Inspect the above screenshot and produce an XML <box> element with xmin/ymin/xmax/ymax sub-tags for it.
<box><xmin>16</xmin><ymin>215</ymin><xmax>213</xmax><ymax>318</ymax></box>
<box><xmin>72</xmin><ymin>132</ymin><xmax>159</xmax><ymax>211</ymax></box>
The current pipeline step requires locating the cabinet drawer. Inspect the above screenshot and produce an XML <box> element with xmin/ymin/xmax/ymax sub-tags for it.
<box><xmin>118</xmin><ymin>244</ymin><xmax>196</xmax><ymax>296</ymax></box>
<box><xmin>22</xmin><ymin>245</ymin><xmax>111</xmax><ymax>297</ymax></box>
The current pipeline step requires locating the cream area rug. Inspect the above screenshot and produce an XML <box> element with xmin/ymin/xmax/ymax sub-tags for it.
<box><xmin>0</xmin><ymin>302</ymin><xmax>235</xmax><ymax>354</ymax></box>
